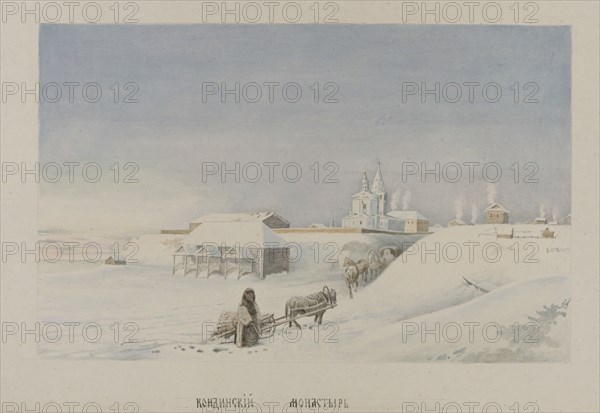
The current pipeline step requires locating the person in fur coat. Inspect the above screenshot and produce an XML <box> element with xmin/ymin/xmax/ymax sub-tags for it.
<box><xmin>235</xmin><ymin>288</ymin><xmax>261</xmax><ymax>347</ymax></box>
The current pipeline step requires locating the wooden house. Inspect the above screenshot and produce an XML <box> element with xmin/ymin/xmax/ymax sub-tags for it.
<box><xmin>485</xmin><ymin>203</ymin><xmax>509</xmax><ymax>224</ymax></box>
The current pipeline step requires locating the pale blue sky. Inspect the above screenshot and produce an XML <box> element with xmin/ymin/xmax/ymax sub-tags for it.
<box><xmin>39</xmin><ymin>25</ymin><xmax>571</xmax><ymax>234</ymax></box>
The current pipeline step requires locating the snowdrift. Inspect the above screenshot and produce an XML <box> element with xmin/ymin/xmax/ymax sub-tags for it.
<box><xmin>289</xmin><ymin>224</ymin><xmax>572</xmax><ymax>363</ymax></box>
<box><xmin>344</xmin><ymin>275</ymin><xmax>569</xmax><ymax>362</ymax></box>
<box><xmin>340</xmin><ymin>224</ymin><xmax>570</xmax><ymax>321</ymax></box>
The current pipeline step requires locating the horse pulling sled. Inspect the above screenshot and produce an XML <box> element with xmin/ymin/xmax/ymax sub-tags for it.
<box><xmin>210</xmin><ymin>286</ymin><xmax>337</xmax><ymax>343</ymax></box>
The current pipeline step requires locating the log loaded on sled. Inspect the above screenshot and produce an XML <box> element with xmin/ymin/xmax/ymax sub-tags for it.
<box><xmin>211</xmin><ymin>311</ymin><xmax>277</xmax><ymax>341</ymax></box>
<box><xmin>210</xmin><ymin>286</ymin><xmax>337</xmax><ymax>342</ymax></box>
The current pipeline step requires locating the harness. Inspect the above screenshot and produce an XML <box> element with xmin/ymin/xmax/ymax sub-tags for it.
<box><xmin>292</xmin><ymin>287</ymin><xmax>334</xmax><ymax>312</ymax></box>
<box><xmin>322</xmin><ymin>286</ymin><xmax>332</xmax><ymax>306</ymax></box>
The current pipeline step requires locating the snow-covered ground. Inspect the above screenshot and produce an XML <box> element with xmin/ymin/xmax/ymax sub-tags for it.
<box><xmin>37</xmin><ymin>224</ymin><xmax>570</xmax><ymax>362</ymax></box>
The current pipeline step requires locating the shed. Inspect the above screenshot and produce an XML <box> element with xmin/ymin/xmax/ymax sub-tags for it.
<box><xmin>173</xmin><ymin>221</ymin><xmax>289</xmax><ymax>279</ymax></box>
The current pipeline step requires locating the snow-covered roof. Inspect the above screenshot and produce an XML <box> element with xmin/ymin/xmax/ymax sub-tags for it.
<box><xmin>174</xmin><ymin>244</ymin><xmax>199</xmax><ymax>255</ymax></box>
<box><xmin>190</xmin><ymin>211</ymin><xmax>288</xmax><ymax>225</ymax></box>
<box><xmin>309</xmin><ymin>223</ymin><xmax>328</xmax><ymax>228</ymax></box>
<box><xmin>448</xmin><ymin>219</ymin><xmax>465</xmax><ymax>225</ymax></box>
<box><xmin>346</xmin><ymin>212</ymin><xmax>377</xmax><ymax>218</ymax></box>
<box><xmin>485</xmin><ymin>203</ymin><xmax>509</xmax><ymax>212</ymax></box>
<box><xmin>182</xmin><ymin>221</ymin><xmax>287</xmax><ymax>248</ymax></box>
<box><xmin>352</xmin><ymin>189</ymin><xmax>378</xmax><ymax>199</ymax></box>
<box><xmin>387</xmin><ymin>210</ymin><xmax>428</xmax><ymax>221</ymax></box>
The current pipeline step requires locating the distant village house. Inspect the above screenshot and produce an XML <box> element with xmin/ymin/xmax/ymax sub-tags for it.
<box><xmin>309</xmin><ymin>223</ymin><xmax>328</xmax><ymax>229</ymax></box>
<box><xmin>447</xmin><ymin>218</ymin><xmax>466</xmax><ymax>227</ymax></box>
<box><xmin>485</xmin><ymin>203</ymin><xmax>509</xmax><ymax>224</ymax></box>
<box><xmin>105</xmin><ymin>256</ymin><xmax>126</xmax><ymax>265</ymax></box>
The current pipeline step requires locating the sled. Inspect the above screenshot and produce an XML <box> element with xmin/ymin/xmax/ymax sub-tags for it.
<box><xmin>210</xmin><ymin>303</ymin><xmax>337</xmax><ymax>342</ymax></box>
<box><xmin>211</xmin><ymin>312</ymin><xmax>277</xmax><ymax>341</ymax></box>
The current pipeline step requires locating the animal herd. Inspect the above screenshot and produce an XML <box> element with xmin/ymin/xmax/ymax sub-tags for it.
<box><xmin>342</xmin><ymin>247</ymin><xmax>399</xmax><ymax>298</ymax></box>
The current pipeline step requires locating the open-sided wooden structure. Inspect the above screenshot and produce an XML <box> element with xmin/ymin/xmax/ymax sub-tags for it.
<box><xmin>172</xmin><ymin>221</ymin><xmax>289</xmax><ymax>279</ymax></box>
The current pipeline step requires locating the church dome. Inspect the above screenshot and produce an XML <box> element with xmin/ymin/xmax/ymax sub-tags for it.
<box><xmin>352</xmin><ymin>171</ymin><xmax>378</xmax><ymax>199</ymax></box>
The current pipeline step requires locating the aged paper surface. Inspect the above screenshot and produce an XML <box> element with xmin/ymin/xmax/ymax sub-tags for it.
<box><xmin>1</xmin><ymin>1</ymin><xmax>598</xmax><ymax>412</ymax></box>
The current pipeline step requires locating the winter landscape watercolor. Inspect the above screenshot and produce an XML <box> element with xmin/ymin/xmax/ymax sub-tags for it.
<box><xmin>37</xmin><ymin>24</ymin><xmax>571</xmax><ymax>362</ymax></box>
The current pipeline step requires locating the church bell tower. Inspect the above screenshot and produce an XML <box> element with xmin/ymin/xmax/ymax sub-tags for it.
<box><xmin>371</xmin><ymin>162</ymin><xmax>387</xmax><ymax>216</ymax></box>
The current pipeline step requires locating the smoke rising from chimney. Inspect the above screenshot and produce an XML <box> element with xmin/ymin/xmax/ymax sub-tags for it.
<box><xmin>402</xmin><ymin>190</ymin><xmax>412</xmax><ymax>210</ymax></box>
<box><xmin>486</xmin><ymin>183</ymin><xmax>497</xmax><ymax>205</ymax></box>
<box><xmin>471</xmin><ymin>203</ymin><xmax>478</xmax><ymax>224</ymax></box>
<box><xmin>390</xmin><ymin>189</ymin><xmax>401</xmax><ymax>211</ymax></box>
<box><xmin>454</xmin><ymin>197</ymin><xmax>464</xmax><ymax>221</ymax></box>
<box><xmin>539</xmin><ymin>203</ymin><xmax>546</xmax><ymax>218</ymax></box>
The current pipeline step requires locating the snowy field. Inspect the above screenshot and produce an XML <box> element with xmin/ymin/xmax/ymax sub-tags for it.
<box><xmin>37</xmin><ymin>225</ymin><xmax>570</xmax><ymax>362</ymax></box>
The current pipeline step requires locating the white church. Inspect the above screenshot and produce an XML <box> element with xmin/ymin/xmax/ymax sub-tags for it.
<box><xmin>341</xmin><ymin>163</ymin><xmax>429</xmax><ymax>233</ymax></box>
